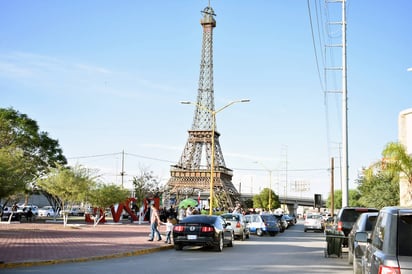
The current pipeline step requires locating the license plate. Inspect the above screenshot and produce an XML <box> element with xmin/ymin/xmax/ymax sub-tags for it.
<box><xmin>187</xmin><ymin>235</ymin><xmax>197</xmax><ymax>240</ymax></box>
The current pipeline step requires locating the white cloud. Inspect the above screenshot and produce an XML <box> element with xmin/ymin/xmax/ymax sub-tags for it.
<box><xmin>0</xmin><ymin>51</ymin><xmax>187</xmax><ymax>100</ymax></box>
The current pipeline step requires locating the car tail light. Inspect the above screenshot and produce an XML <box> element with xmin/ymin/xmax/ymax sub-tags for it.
<box><xmin>337</xmin><ymin>221</ymin><xmax>343</xmax><ymax>231</ymax></box>
<box><xmin>378</xmin><ymin>265</ymin><xmax>400</xmax><ymax>274</ymax></box>
<box><xmin>173</xmin><ymin>225</ymin><xmax>184</xmax><ymax>232</ymax></box>
<box><xmin>236</xmin><ymin>221</ymin><xmax>241</xmax><ymax>228</ymax></box>
<box><xmin>201</xmin><ymin>226</ymin><xmax>214</xmax><ymax>233</ymax></box>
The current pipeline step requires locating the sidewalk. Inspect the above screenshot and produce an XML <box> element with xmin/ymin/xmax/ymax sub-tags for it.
<box><xmin>0</xmin><ymin>221</ymin><xmax>173</xmax><ymax>269</ymax></box>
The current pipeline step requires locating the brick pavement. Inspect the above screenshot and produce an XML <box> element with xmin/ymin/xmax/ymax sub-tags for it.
<box><xmin>0</xmin><ymin>221</ymin><xmax>173</xmax><ymax>269</ymax></box>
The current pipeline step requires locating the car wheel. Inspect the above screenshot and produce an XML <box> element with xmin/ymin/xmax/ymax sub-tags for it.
<box><xmin>353</xmin><ymin>259</ymin><xmax>361</xmax><ymax>274</ymax></box>
<box><xmin>227</xmin><ymin>233</ymin><xmax>234</xmax><ymax>247</ymax></box>
<box><xmin>348</xmin><ymin>248</ymin><xmax>353</xmax><ymax>264</ymax></box>
<box><xmin>241</xmin><ymin>231</ymin><xmax>246</xmax><ymax>241</ymax></box>
<box><xmin>215</xmin><ymin>234</ymin><xmax>223</xmax><ymax>252</ymax></box>
<box><xmin>256</xmin><ymin>228</ymin><xmax>263</xmax><ymax>237</ymax></box>
<box><xmin>174</xmin><ymin>244</ymin><xmax>183</xmax><ymax>251</ymax></box>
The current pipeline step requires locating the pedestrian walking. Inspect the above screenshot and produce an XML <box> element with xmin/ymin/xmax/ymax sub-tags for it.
<box><xmin>162</xmin><ymin>217</ymin><xmax>174</xmax><ymax>244</ymax></box>
<box><xmin>148</xmin><ymin>204</ymin><xmax>162</xmax><ymax>242</ymax></box>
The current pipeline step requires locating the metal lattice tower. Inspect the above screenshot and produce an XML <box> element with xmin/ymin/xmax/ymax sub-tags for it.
<box><xmin>167</xmin><ymin>5</ymin><xmax>239</xmax><ymax>209</ymax></box>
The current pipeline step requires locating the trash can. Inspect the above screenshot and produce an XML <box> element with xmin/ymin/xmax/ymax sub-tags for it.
<box><xmin>324</xmin><ymin>229</ymin><xmax>344</xmax><ymax>258</ymax></box>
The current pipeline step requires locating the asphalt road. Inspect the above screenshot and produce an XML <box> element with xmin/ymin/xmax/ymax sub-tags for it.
<box><xmin>2</xmin><ymin>221</ymin><xmax>353</xmax><ymax>274</ymax></box>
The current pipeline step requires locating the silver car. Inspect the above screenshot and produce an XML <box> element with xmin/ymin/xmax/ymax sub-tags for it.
<box><xmin>357</xmin><ymin>207</ymin><xmax>412</xmax><ymax>274</ymax></box>
<box><xmin>304</xmin><ymin>214</ymin><xmax>325</xmax><ymax>232</ymax></box>
<box><xmin>221</xmin><ymin>213</ymin><xmax>250</xmax><ymax>240</ymax></box>
<box><xmin>347</xmin><ymin>212</ymin><xmax>378</xmax><ymax>274</ymax></box>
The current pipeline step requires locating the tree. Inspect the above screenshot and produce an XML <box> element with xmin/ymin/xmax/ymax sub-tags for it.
<box><xmin>357</xmin><ymin>169</ymin><xmax>399</xmax><ymax>208</ymax></box>
<box><xmin>88</xmin><ymin>183</ymin><xmax>130</xmax><ymax>227</ymax></box>
<box><xmin>381</xmin><ymin>142</ymin><xmax>412</xmax><ymax>205</ymax></box>
<box><xmin>326</xmin><ymin>189</ymin><xmax>362</xmax><ymax>210</ymax></box>
<box><xmin>132</xmin><ymin>168</ymin><xmax>161</xmax><ymax>208</ymax></box>
<box><xmin>0</xmin><ymin>108</ymin><xmax>67</xmax><ymax>200</ymax></box>
<box><xmin>37</xmin><ymin>164</ymin><xmax>96</xmax><ymax>226</ymax></box>
<box><xmin>0</xmin><ymin>148</ymin><xmax>27</xmax><ymax>199</ymax></box>
<box><xmin>252</xmin><ymin>188</ymin><xmax>280</xmax><ymax>211</ymax></box>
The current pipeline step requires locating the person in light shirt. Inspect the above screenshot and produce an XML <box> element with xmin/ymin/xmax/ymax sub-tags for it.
<box><xmin>148</xmin><ymin>204</ymin><xmax>162</xmax><ymax>242</ymax></box>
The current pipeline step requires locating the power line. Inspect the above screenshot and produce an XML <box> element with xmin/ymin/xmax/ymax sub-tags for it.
<box><xmin>125</xmin><ymin>152</ymin><xmax>175</xmax><ymax>164</ymax></box>
<box><xmin>67</xmin><ymin>152</ymin><xmax>121</xmax><ymax>160</ymax></box>
<box><xmin>307</xmin><ymin>0</ymin><xmax>325</xmax><ymax>91</ymax></box>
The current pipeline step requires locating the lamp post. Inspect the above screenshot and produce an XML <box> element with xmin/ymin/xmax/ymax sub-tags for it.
<box><xmin>254</xmin><ymin>161</ymin><xmax>273</xmax><ymax>212</ymax></box>
<box><xmin>181</xmin><ymin>99</ymin><xmax>250</xmax><ymax>215</ymax></box>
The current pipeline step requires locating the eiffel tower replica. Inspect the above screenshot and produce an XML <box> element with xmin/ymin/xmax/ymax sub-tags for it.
<box><xmin>166</xmin><ymin>5</ymin><xmax>240</xmax><ymax>209</ymax></box>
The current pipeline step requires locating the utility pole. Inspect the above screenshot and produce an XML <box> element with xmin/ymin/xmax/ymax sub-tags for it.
<box><xmin>341</xmin><ymin>0</ymin><xmax>349</xmax><ymax>207</ymax></box>
<box><xmin>325</xmin><ymin>0</ymin><xmax>348</xmax><ymax>207</ymax></box>
<box><xmin>330</xmin><ymin>157</ymin><xmax>334</xmax><ymax>216</ymax></box>
<box><xmin>120</xmin><ymin>150</ymin><xmax>125</xmax><ymax>188</ymax></box>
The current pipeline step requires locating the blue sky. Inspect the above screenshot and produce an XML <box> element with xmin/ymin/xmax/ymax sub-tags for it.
<box><xmin>1</xmin><ymin>1</ymin><xmax>411</xmax><ymax>200</ymax></box>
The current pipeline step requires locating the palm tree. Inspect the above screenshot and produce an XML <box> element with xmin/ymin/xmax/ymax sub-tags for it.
<box><xmin>382</xmin><ymin>142</ymin><xmax>412</xmax><ymax>206</ymax></box>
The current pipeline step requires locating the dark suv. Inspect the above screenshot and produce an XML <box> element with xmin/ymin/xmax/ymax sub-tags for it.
<box><xmin>334</xmin><ymin>207</ymin><xmax>378</xmax><ymax>246</ymax></box>
<box><xmin>356</xmin><ymin>207</ymin><xmax>412</xmax><ymax>274</ymax></box>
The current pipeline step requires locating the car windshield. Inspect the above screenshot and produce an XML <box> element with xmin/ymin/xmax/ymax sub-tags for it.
<box><xmin>398</xmin><ymin>214</ymin><xmax>412</xmax><ymax>256</ymax></box>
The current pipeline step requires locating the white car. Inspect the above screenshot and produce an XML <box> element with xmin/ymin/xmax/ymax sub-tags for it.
<box><xmin>304</xmin><ymin>214</ymin><xmax>325</xmax><ymax>232</ymax></box>
<box><xmin>17</xmin><ymin>205</ymin><xmax>38</xmax><ymax>216</ymax></box>
<box><xmin>38</xmin><ymin>206</ymin><xmax>56</xmax><ymax>217</ymax></box>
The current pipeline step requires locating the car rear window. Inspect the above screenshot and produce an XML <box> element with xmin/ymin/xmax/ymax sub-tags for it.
<box><xmin>398</xmin><ymin>214</ymin><xmax>412</xmax><ymax>256</ymax></box>
<box><xmin>341</xmin><ymin>208</ymin><xmax>377</xmax><ymax>222</ymax></box>
<box><xmin>183</xmin><ymin>215</ymin><xmax>216</xmax><ymax>224</ymax></box>
<box><xmin>307</xmin><ymin>214</ymin><xmax>322</xmax><ymax>219</ymax></box>
<box><xmin>261</xmin><ymin>215</ymin><xmax>275</xmax><ymax>222</ymax></box>
<box><xmin>222</xmin><ymin>215</ymin><xmax>239</xmax><ymax>221</ymax></box>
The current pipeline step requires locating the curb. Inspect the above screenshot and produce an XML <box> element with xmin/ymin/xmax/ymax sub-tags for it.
<box><xmin>0</xmin><ymin>245</ymin><xmax>174</xmax><ymax>269</ymax></box>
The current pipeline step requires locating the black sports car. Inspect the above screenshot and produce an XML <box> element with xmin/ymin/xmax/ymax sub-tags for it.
<box><xmin>173</xmin><ymin>215</ymin><xmax>234</xmax><ymax>252</ymax></box>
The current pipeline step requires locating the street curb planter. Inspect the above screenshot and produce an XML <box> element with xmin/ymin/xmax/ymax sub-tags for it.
<box><xmin>324</xmin><ymin>229</ymin><xmax>345</xmax><ymax>258</ymax></box>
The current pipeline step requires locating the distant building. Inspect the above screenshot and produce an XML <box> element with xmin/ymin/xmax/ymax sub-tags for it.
<box><xmin>398</xmin><ymin>108</ymin><xmax>412</xmax><ymax>206</ymax></box>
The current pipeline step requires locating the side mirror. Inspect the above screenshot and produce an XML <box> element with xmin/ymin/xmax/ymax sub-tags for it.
<box><xmin>355</xmin><ymin>231</ymin><xmax>368</xmax><ymax>243</ymax></box>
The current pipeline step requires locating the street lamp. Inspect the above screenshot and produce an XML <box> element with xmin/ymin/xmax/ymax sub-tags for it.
<box><xmin>181</xmin><ymin>99</ymin><xmax>250</xmax><ymax>215</ymax></box>
<box><xmin>254</xmin><ymin>161</ymin><xmax>273</xmax><ymax>212</ymax></box>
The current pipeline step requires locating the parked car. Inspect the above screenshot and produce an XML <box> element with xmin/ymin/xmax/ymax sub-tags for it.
<box><xmin>173</xmin><ymin>215</ymin><xmax>233</xmax><ymax>252</ymax></box>
<box><xmin>334</xmin><ymin>207</ymin><xmax>378</xmax><ymax>246</ymax></box>
<box><xmin>17</xmin><ymin>205</ymin><xmax>38</xmax><ymax>216</ymax></box>
<box><xmin>274</xmin><ymin>214</ymin><xmax>289</xmax><ymax>232</ymax></box>
<box><xmin>0</xmin><ymin>206</ymin><xmax>22</xmax><ymax>221</ymax></box>
<box><xmin>16</xmin><ymin>206</ymin><xmax>38</xmax><ymax>222</ymax></box>
<box><xmin>347</xmin><ymin>212</ymin><xmax>378</xmax><ymax>274</ymax></box>
<box><xmin>69</xmin><ymin>207</ymin><xmax>85</xmax><ymax>216</ymax></box>
<box><xmin>357</xmin><ymin>207</ymin><xmax>412</xmax><ymax>274</ymax></box>
<box><xmin>221</xmin><ymin>213</ymin><xmax>250</xmax><ymax>240</ymax></box>
<box><xmin>304</xmin><ymin>214</ymin><xmax>325</xmax><ymax>232</ymax></box>
<box><xmin>244</xmin><ymin>214</ymin><xmax>279</xmax><ymax>236</ymax></box>
<box><xmin>285</xmin><ymin>214</ymin><xmax>297</xmax><ymax>226</ymax></box>
<box><xmin>38</xmin><ymin>206</ymin><xmax>56</xmax><ymax>217</ymax></box>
